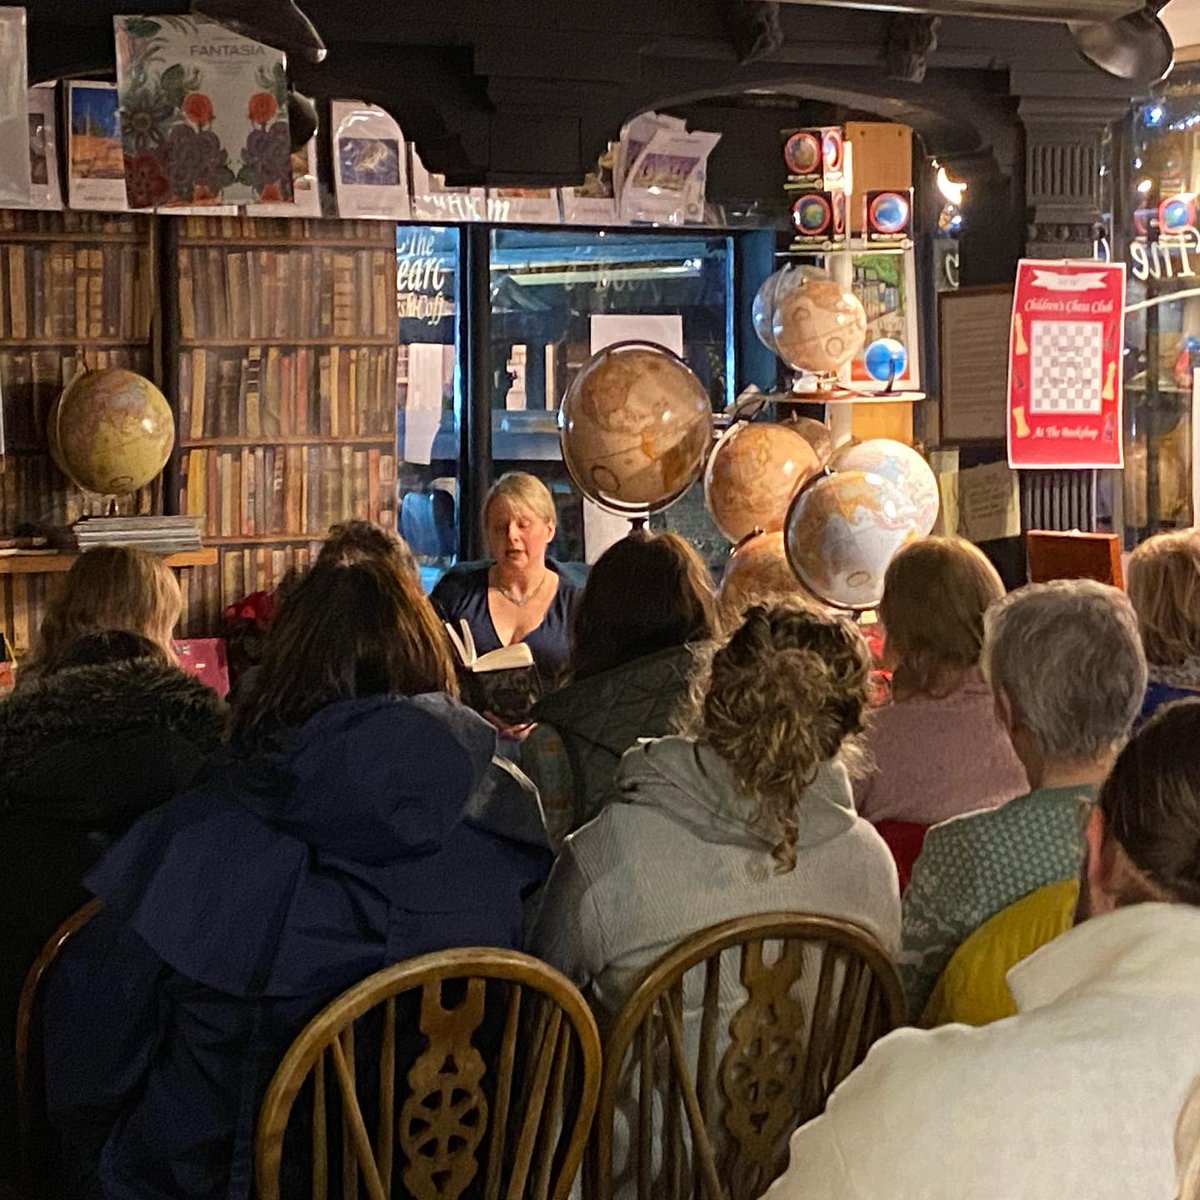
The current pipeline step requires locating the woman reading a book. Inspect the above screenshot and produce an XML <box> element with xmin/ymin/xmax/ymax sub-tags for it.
<box><xmin>432</xmin><ymin>471</ymin><xmax>582</xmax><ymax>727</ymax></box>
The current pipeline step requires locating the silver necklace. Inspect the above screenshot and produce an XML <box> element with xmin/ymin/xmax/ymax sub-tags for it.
<box><xmin>493</xmin><ymin>568</ymin><xmax>551</xmax><ymax>607</ymax></box>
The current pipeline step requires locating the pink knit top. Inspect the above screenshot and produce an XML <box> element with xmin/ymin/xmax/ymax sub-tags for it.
<box><xmin>853</xmin><ymin>667</ymin><xmax>1028</xmax><ymax>825</ymax></box>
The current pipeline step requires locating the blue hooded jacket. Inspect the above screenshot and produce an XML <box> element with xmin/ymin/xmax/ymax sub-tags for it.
<box><xmin>43</xmin><ymin>693</ymin><xmax>552</xmax><ymax>1200</ymax></box>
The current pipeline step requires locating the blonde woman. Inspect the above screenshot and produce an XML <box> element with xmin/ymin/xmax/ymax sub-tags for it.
<box><xmin>855</xmin><ymin>537</ymin><xmax>1027</xmax><ymax>828</ymax></box>
<box><xmin>432</xmin><ymin>472</ymin><xmax>582</xmax><ymax>699</ymax></box>
<box><xmin>1126</xmin><ymin>529</ymin><xmax>1200</xmax><ymax>723</ymax></box>
<box><xmin>532</xmin><ymin>602</ymin><xmax>900</xmax><ymax>1024</ymax></box>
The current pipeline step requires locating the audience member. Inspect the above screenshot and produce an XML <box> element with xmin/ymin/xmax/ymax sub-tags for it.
<box><xmin>44</xmin><ymin>560</ymin><xmax>551</xmax><ymax>1200</ymax></box>
<box><xmin>855</xmin><ymin>537</ymin><xmax>1026</xmax><ymax>825</ymax></box>
<box><xmin>899</xmin><ymin>579</ymin><xmax>1146</xmax><ymax>1018</ymax></box>
<box><xmin>432</xmin><ymin>472</ymin><xmax>582</xmax><ymax>697</ymax></box>
<box><xmin>522</xmin><ymin>530</ymin><xmax>717</xmax><ymax>845</ymax></box>
<box><xmin>763</xmin><ymin>699</ymin><xmax>1200</xmax><ymax>1200</ymax></box>
<box><xmin>0</xmin><ymin>621</ymin><xmax>224</xmax><ymax>1186</ymax></box>
<box><xmin>532</xmin><ymin>602</ymin><xmax>900</xmax><ymax>1025</ymax></box>
<box><xmin>1126</xmin><ymin>529</ymin><xmax>1200</xmax><ymax>723</ymax></box>
<box><xmin>315</xmin><ymin>517</ymin><xmax>419</xmax><ymax>578</ymax></box>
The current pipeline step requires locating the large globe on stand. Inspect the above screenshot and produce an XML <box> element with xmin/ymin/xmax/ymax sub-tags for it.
<box><xmin>771</xmin><ymin>267</ymin><xmax>867</xmax><ymax>376</ymax></box>
<box><xmin>704</xmin><ymin>421</ymin><xmax>822</xmax><ymax>543</ymax></box>
<box><xmin>559</xmin><ymin>342</ymin><xmax>713</xmax><ymax>514</ymax></box>
<box><xmin>830</xmin><ymin>438</ymin><xmax>940</xmax><ymax>536</ymax></box>
<box><xmin>784</xmin><ymin>470</ymin><xmax>924</xmax><ymax>611</ymax></box>
<box><xmin>50</xmin><ymin>368</ymin><xmax>175</xmax><ymax>495</ymax></box>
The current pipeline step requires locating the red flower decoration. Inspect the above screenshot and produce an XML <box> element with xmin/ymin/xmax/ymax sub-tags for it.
<box><xmin>258</xmin><ymin>181</ymin><xmax>284</xmax><ymax>203</ymax></box>
<box><xmin>123</xmin><ymin>151</ymin><xmax>170</xmax><ymax>209</ymax></box>
<box><xmin>182</xmin><ymin>92</ymin><xmax>214</xmax><ymax>127</ymax></box>
<box><xmin>247</xmin><ymin>91</ymin><xmax>278</xmax><ymax>126</ymax></box>
<box><xmin>223</xmin><ymin>589</ymin><xmax>277</xmax><ymax>630</ymax></box>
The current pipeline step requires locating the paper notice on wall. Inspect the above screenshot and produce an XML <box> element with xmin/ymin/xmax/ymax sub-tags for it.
<box><xmin>331</xmin><ymin>100</ymin><xmax>410</xmax><ymax>220</ymax></box>
<box><xmin>958</xmin><ymin>460</ymin><xmax>1021</xmax><ymax>543</ymax></box>
<box><xmin>403</xmin><ymin>343</ymin><xmax>445</xmax><ymax>467</ymax></box>
<box><xmin>580</xmin><ymin>315</ymin><xmax>685</xmax><ymax>562</ymax></box>
<box><xmin>928</xmin><ymin>448</ymin><xmax>960</xmax><ymax>537</ymax></box>
<box><xmin>0</xmin><ymin>8</ymin><xmax>31</xmax><ymax>207</ymax></box>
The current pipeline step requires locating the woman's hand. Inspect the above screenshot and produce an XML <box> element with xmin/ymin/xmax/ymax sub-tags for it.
<box><xmin>482</xmin><ymin>711</ymin><xmax>536</xmax><ymax>741</ymax></box>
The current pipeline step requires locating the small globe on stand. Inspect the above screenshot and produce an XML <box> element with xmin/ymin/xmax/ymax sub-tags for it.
<box><xmin>830</xmin><ymin>438</ymin><xmax>940</xmax><ymax>536</ymax></box>
<box><xmin>783</xmin><ymin>469</ymin><xmax>924</xmax><ymax>611</ymax></box>
<box><xmin>49</xmin><ymin>367</ymin><xmax>175</xmax><ymax>498</ymax></box>
<box><xmin>771</xmin><ymin>266</ymin><xmax>867</xmax><ymax>379</ymax></box>
<box><xmin>704</xmin><ymin>420</ymin><xmax>821</xmax><ymax>544</ymax></box>
<box><xmin>559</xmin><ymin>341</ymin><xmax>713</xmax><ymax>517</ymax></box>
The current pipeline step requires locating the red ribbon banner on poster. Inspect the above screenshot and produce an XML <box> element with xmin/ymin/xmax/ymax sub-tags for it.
<box><xmin>1007</xmin><ymin>259</ymin><xmax>1126</xmax><ymax>470</ymax></box>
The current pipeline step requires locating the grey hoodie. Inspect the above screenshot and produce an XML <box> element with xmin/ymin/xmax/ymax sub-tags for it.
<box><xmin>531</xmin><ymin>735</ymin><xmax>901</xmax><ymax>1022</ymax></box>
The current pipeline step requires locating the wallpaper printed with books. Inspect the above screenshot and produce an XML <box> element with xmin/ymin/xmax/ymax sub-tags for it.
<box><xmin>172</xmin><ymin>215</ymin><xmax>399</xmax><ymax>635</ymax></box>
<box><xmin>0</xmin><ymin>209</ymin><xmax>161</xmax><ymax>654</ymax></box>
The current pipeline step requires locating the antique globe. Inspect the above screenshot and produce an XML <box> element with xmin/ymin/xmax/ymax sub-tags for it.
<box><xmin>559</xmin><ymin>341</ymin><xmax>713</xmax><ymax>515</ymax></box>
<box><xmin>50</xmin><ymin>368</ymin><xmax>175</xmax><ymax>495</ymax></box>
<box><xmin>771</xmin><ymin>267</ymin><xmax>867</xmax><ymax>376</ymax></box>
<box><xmin>704</xmin><ymin>420</ymin><xmax>821</xmax><ymax>544</ymax></box>
<box><xmin>751</xmin><ymin>268</ymin><xmax>787</xmax><ymax>355</ymax></box>
<box><xmin>784</xmin><ymin>469</ymin><xmax>924</xmax><ymax>610</ymax></box>
<box><xmin>830</xmin><ymin>438</ymin><xmax>940</xmax><ymax>537</ymax></box>
<box><xmin>718</xmin><ymin>530</ymin><xmax>815</xmax><ymax>617</ymax></box>
<box><xmin>781</xmin><ymin>414</ymin><xmax>834</xmax><ymax>466</ymax></box>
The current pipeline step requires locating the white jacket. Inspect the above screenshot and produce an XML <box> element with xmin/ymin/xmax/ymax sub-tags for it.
<box><xmin>762</xmin><ymin>902</ymin><xmax>1200</xmax><ymax>1200</ymax></box>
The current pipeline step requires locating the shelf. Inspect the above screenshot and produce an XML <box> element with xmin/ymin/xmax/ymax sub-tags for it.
<box><xmin>177</xmin><ymin>237</ymin><xmax>396</xmax><ymax>249</ymax></box>
<box><xmin>178</xmin><ymin>337</ymin><xmax>397</xmax><ymax>348</ymax></box>
<box><xmin>0</xmin><ymin>338</ymin><xmax>150</xmax><ymax>348</ymax></box>
<box><xmin>180</xmin><ymin>435</ymin><xmax>396</xmax><ymax>447</ymax></box>
<box><xmin>0</xmin><ymin>232</ymin><xmax>145</xmax><ymax>244</ymax></box>
<box><xmin>201</xmin><ymin>534</ymin><xmax>325</xmax><ymax>545</ymax></box>
<box><xmin>0</xmin><ymin>547</ymin><xmax>217</xmax><ymax>575</ymax></box>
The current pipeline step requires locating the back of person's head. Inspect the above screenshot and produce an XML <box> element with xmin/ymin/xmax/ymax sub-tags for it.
<box><xmin>1087</xmin><ymin>699</ymin><xmax>1200</xmax><ymax>911</ymax></box>
<box><xmin>983</xmin><ymin>579</ymin><xmax>1147</xmax><ymax>765</ymax></box>
<box><xmin>317</xmin><ymin>520</ymin><xmax>418</xmax><ymax>579</ymax></box>
<box><xmin>570</xmin><ymin>531</ymin><xmax>716</xmax><ymax>680</ymax></box>
<box><xmin>30</xmin><ymin>546</ymin><xmax>181</xmax><ymax>678</ymax></box>
<box><xmin>880</xmin><ymin>536</ymin><xmax>1005</xmax><ymax>698</ymax></box>
<box><xmin>1126</xmin><ymin>530</ymin><xmax>1200</xmax><ymax>668</ymax></box>
<box><xmin>235</xmin><ymin>559</ymin><xmax>456</xmax><ymax>745</ymax></box>
<box><xmin>52</xmin><ymin>629</ymin><xmax>169</xmax><ymax>672</ymax></box>
<box><xmin>688</xmin><ymin>603</ymin><xmax>871</xmax><ymax>873</ymax></box>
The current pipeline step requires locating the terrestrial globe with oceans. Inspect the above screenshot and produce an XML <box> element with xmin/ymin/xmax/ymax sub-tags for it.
<box><xmin>50</xmin><ymin>368</ymin><xmax>175</xmax><ymax>495</ymax></box>
<box><xmin>772</xmin><ymin>270</ymin><xmax>867</xmax><ymax>375</ymax></box>
<box><xmin>719</xmin><ymin>530</ymin><xmax>813</xmax><ymax>616</ymax></box>
<box><xmin>704</xmin><ymin>420</ymin><xmax>821</xmax><ymax>544</ymax></box>
<box><xmin>784</xmin><ymin>469</ymin><xmax>924</xmax><ymax>610</ymax></box>
<box><xmin>830</xmin><ymin>438</ymin><xmax>940</xmax><ymax>536</ymax></box>
<box><xmin>559</xmin><ymin>343</ymin><xmax>713</xmax><ymax>514</ymax></box>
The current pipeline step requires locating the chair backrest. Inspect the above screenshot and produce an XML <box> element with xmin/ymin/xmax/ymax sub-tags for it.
<box><xmin>590</xmin><ymin>912</ymin><xmax>905</xmax><ymax>1200</ymax></box>
<box><xmin>256</xmin><ymin>946</ymin><xmax>602</xmax><ymax>1200</ymax></box>
<box><xmin>14</xmin><ymin>897</ymin><xmax>102</xmax><ymax>1188</ymax></box>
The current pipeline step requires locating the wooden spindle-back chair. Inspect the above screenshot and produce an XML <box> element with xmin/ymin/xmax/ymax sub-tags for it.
<box><xmin>255</xmin><ymin>947</ymin><xmax>602</xmax><ymax>1200</ymax></box>
<box><xmin>14</xmin><ymin>897</ymin><xmax>103</xmax><ymax>1195</ymax></box>
<box><xmin>589</xmin><ymin>913</ymin><xmax>904</xmax><ymax>1200</ymax></box>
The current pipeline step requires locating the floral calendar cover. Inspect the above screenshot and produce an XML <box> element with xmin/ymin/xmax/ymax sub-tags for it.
<box><xmin>114</xmin><ymin>14</ymin><xmax>292</xmax><ymax>208</ymax></box>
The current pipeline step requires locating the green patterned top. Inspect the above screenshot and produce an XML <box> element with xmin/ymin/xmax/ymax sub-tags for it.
<box><xmin>898</xmin><ymin>785</ymin><xmax>1092</xmax><ymax>1019</ymax></box>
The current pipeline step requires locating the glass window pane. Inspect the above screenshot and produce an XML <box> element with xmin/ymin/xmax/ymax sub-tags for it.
<box><xmin>395</xmin><ymin>226</ymin><xmax>460</xmax><ymax>589</ymax></box>
<box><xmin>488</xmin><ymin>228</ymin><xmax>733</xmax><ymax>567</ymax></box>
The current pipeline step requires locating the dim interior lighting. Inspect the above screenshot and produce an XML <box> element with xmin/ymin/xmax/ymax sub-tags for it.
<box><xmin>1138</xmin><ymin>178</ymin><xmax>1154</xmax><ymax>194</ymax></box>
<box><xmin>1146</xmin><ymin>105</ymin><xmax>1165</xmax><ymax>126</ymax></box>
<box><xmin>936</xmin><ymin>165</ymin><xmax>966</xmax><ymax>206</ymax></box>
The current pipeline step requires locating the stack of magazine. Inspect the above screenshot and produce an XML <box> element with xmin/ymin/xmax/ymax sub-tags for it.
<box><xmin>56</xmin><ymin>515</ymin><xmax>202</xmax><ymax>555</ymax></box>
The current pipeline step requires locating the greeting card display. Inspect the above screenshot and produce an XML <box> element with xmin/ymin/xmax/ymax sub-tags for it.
<box><xmin>114</xmin><ymin>15</ymin><xmax>292</xmax><ymax>208</ymax></box>
<box><xmin>331</xmin><ymin>99</ymin><xmax>410</xmax><ymax>220</ymax></box>
<box><xmin>1007</xmin><ymin>259</ymin><xmax>1126</xmax><ymax>470</ymax></box>
<box><xmin>68</xmin><ymin>83</ymin><xmax>131</xmax><ymax>211</ymax></box>
<box><xmin>9</xmin><ymin>85</ymin><xmax>63</xmax><ymax>211</ymax></box>
<box><xmin>245</xmin><ymin>137</ymin><xmax>321</xmax><ymax>217</ymax></box>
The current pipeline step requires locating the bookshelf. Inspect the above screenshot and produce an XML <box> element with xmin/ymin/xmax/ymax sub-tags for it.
<box><xmin>0</xmin><ymin>210</ymin><xmax>162</xmax><ymax>656</ymax></box>
<box><xmin>169</xmin><ymin>215</ymin><xmax>400</xmax><ymax>635</ymax></box>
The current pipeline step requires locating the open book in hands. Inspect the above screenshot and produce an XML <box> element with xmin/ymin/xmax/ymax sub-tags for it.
<box><xmin>444</xmin><ymin>619</ymin><xmax>542</xmax><ymax>725</ymax></box>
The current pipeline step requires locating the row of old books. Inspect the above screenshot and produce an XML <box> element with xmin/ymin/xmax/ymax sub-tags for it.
<box><xmin>177</xmin><ymin>345</ymin><xmax>398</xmax><ymax>443</ymax></box>
<box><xmin>176</xmin><ymin>216</ymin><xmax>392</xmax><ymax>244</ymax></box>
<box><xmin>0</xmin><ymin>241</ymin><xmax>154</xmax><ymax>342</ymax></box>
<box><xmin>177</xmin><ymin>245</ymin><xmax>397</xmax><ymax>343</ymax></box>
<box><xmin>178</xmin><ymin>542</ymin><xmax>317</xmax><ymax>637</ymax></box>
<box><xmin>179</xmin><ymin>444</ymin><xmax>398</xmax><ymax>542</ymax></box>
<box><xmin>0</xmin><ymin>448</ymin><xmax>151</xmax><ymax>533</ymax></box>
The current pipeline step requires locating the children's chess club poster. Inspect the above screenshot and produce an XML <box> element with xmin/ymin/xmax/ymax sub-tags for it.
<box><xmin>1007</xmin><ymin>259</ymin><xmax>1125</xmax><ymax>470</ymax></box>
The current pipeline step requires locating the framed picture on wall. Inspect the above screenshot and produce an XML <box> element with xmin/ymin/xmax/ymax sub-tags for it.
<box><xmin>844</xmin><ymin>246</ymin><xmax>921</xmax><ymax>393</ymax></box>
<box><xmin>939</xmin><ymin>284</ymin><xmax>1013</xmax><ymax>443</ymax></box>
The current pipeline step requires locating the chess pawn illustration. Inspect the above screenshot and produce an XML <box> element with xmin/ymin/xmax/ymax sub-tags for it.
<box><xmin>1101</xmin><ymin>361</ymin><xmax>1116</xmax><ymax>402</ymax></box>
<box><xmin>1013</xmin><ymin>406</ymin><xmax>1031</xmax><ymax>438</ymax></box>
<box><xmin>1014</xmin><ymin>314</ymin><xmax>1029</xmax><ymax>357</ymax></box>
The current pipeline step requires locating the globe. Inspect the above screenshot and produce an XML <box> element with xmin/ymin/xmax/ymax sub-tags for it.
<box><xmin>830</xmin><ymin>438</ymin><xmax>940</xmax><ymax>536</ymax></box>
<box><xmin>719</xmin><ymin>530</ymin><xmax>816</xmax><ymax>618</ymax></box>
<box><xmin>771</xmin><ymin>267</ymin><xmax>867</xmax><ymax>375</ymax></box>
<box><xmin>784</xmin><ymin>469</ymin><xmax>924</xmax><ymax>610</ymax></box>
<box><xmin>50</xmin><ymin>368</ymin><xmax>175</xmax><ymax>495</ymax></box>
<box><xmin>781</xmin><ymin>414</ymin><xmax>834</xmax><ymax>466</ymax></box>
<box><xmin>704</xmin><ymin>420</ymin><xmax>821</xmax><ymax>543</ymax></box>
<box><xmin>559</xmin><ymin>342</ymin><xmax>713</xmax><ymax>514</ymax></box>
<box><xmin>863</xmin><ymin>337</ymin><xmax>908</xmax><ymax>384</ymax></box>
<box><xmin>751</xmin><ymin>269</ymin><xmax>785</xmax><ymax>355</ymax></box>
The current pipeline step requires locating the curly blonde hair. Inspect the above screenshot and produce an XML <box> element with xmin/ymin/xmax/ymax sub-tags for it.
<box><xmin>1126</xmin><ymin>530</ymin><xmax>1200</xmax><ymax>667</ymax></box>
<box><xmin>682</xmin><ymin>603</ymin><xmax>871</xmax><ymax>873</ymax></box>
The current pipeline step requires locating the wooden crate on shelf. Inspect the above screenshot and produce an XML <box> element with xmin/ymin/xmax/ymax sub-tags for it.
<box><xmin>169</xmin><ymin>215</ymin><xmax>399</xmax><ymax>635</ymax></box>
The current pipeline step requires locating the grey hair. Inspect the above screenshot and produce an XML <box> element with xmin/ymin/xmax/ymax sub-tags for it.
<box><xmin>982</xmin><ymin>579</ymin><xmax>1147</xmax><ymax>763</ymax></box>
